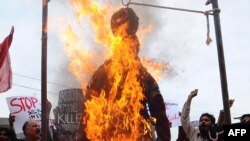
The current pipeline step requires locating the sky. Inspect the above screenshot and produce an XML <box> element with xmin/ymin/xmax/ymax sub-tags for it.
<box><xmin>1</xmin><ymin>0</ymin><xmax>250</xmax><ymax>140</ymax></box>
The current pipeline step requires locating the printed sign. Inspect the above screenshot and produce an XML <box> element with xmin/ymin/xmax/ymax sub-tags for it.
<box><xmin>54</xmin><ymin>88</ymin><xmax>84</xmax><ymax>132</ymax></box>
<box><xmin>6</xmin><ymin>96</ymin><xmax>41</xmax><ymax>134</ymax></box>
<box><xmin>165</xmin><ymin>100</ymin><xmax>181</xmax><ymax>128</ymax></box>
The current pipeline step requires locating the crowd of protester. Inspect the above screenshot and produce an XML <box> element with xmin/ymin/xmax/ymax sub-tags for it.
<box><xmin>0</xmin><ymin>115</ymin><xmax>75</xmax><ymax>141</ymax></box>
<box><xmin>0</xmin><ymin>91</ymin><xmax>249</xmax><ymax>141</ymax></box>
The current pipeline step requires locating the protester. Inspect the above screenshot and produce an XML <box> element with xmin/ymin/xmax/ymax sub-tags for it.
<box><xmin>0</xmin><ymin>127</ymin><xmax>12</xmax><ymax>141</ymax></box>
<box><xmin>216</xmin><ymin>99</ymin><xmax>234</xmax><ymax>126</ymax></box>
<box><xmin>176</xmin><ymin>112</ymin><xmax>189</xmax><ymax>141</ymax></box>
<box><xmin>17</xmin><ymin>120</ymin><xmax>41</xmax><ymax>141</ymax></box>
<box><xmin>177</xmin><ymin>99</ymin><xmax>234</xmax><ymax>141</ymax></box>
<box><xmin>9</xmin><ymin>118</ymin><xmax>54</xmax><ymax>141</ymax></box>
<box><xmin>240</xmin><ymin>114</ymin><xmax>250</xmax><ymax>124</ymax></box>
<box><xmin>176</xmin><ymin>126</ymin><xmax>189</xmax><ymax>141</ymax></box>
<box><xmin>7</xmin><ymin>113</ymin><xmax>19</xmax><ymax>141</ymax></box>
<box><xmin>181</xmin><ymin>89</ymin><xmax>224</xmax><ymax>141</ymax></box>
<box><xmin>9</xmin><ymin>99</ymin><xmax>54</xmax><ymax>141</ymax></box>
<box><xmin>9</xmin><ymin>114</ymin><xmax>42</xmax><ymax>141</ymax></box>
<box><xmin>77</xmin><ymin>7</ymin><xmax>171</xmax><ymax>141</ymax></box>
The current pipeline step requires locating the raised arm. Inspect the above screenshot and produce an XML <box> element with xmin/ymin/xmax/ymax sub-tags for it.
<box><xmin>8</xmin><ymin>113</ymin><xmax>18</xmax><ymax>141</ymax></box>
<box><xmin>180</xmin><ymin>89</ymin><xmax>198</xmax><ymax>140</ymax></box>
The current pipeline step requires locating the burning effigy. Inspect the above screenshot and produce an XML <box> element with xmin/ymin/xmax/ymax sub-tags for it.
<box><xmin>70</xmin><ymin>7</ymin><xmax>171</xmax><ymax>141</ymax></box>
<box><xmin>60</xmin><ymin>0</ymin><xmax>171</xmax><ymax>140</ymax></box>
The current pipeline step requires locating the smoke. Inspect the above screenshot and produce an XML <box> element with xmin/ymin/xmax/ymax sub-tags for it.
<box><xmin>124</xmin><ymin>0</ymin><xmax>210</xmax><ymax>80</ymax></box>
<box><xmin>48</xmin><ymin>0</ymin><xmax>184</xmax><ymax>90</ymax></box>
<box><xmin>48</xmin><ymin>0</ymin><xmax>210</xmax><ymax>100</ymax></box>
<box><xmin>106</xmin><ymin>0</ymin><xmax>208</xmax><ymax>80</ymax></box>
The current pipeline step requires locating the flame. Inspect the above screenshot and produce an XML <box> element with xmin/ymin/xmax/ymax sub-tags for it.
<box><xmin>60</xmin><ymin>0</ymin><xmax>167</xmax><ymax>140</ymax></box>
<box><xmin>137</xmin><ymin>24</ymin><xmax>153</xmax><ymax>48</ymax></box>
<box><xmin>62</xmin><ymin>26</ymin><xmax>98</xmax><ymax>89</ymax></box>
<box><xmin>141</xmin><ymin>57</ymin><xmax>169</xmax><ymax>82</ymax></box>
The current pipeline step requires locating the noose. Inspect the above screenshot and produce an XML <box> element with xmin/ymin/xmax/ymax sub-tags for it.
<box><xmin>122</xmin><ymin>0</ymin><xmax>220</xmax><ymax>46</ymax></box>
<box><xmin>204</xmin><ymin>8</ymin><xmax>220</xmax><ymax>46</ymax></box>
<box><xmin>205</xmin><ymin>11</ymin><xmax>212</xmax><ymax>45</ymax></box>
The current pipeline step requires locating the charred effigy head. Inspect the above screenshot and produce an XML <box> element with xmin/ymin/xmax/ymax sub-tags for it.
<box><xmin>111</xmin><ymin>8</ymin><xmax>139</xmax><ymax>37</ymax></box>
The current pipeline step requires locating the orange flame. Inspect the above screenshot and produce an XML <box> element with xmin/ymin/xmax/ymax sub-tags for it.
<box><xmin>60</xmin><ymin>0</ymin><xmax>167</xmax><ymax>140</ymax></box>
<box><xmin>61</xmin><ymin>26</ymin><xmax>98</xmax><ymax>89</ymax></box>
<box><xmin>141</xmin><ymin>57</ymin><xmax>169</xmax><ymax>82</ymax></box>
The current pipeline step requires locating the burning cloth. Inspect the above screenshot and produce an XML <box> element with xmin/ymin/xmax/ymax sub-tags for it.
<box><xmin>77</xmin><ymin>8</ymin><xmax>171</xmax><ymax>141</ymax></box>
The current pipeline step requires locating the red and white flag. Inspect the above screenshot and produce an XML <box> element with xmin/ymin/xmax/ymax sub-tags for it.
<box><xmin>0</xmin><ymin>26</ymin><xmax>14</xmax><ymax>93</ymax></box>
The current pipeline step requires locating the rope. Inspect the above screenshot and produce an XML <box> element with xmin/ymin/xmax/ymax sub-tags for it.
<box><xmin>204</xmin><ymin>8</ymin><xmax>220</xmax><ymax>45</ymax></box>
<box><xmin>205</xmin><ymin>11</ymin><xmax>212</xmax><ymax>45</ymax></box>
<box><xmin>121</xmin><ymin>0</ymin><xmax>221</xmax><ymax>46</ymax></box>
<box><xmin>122</xmin><ymin>0</ymin><xmax>213</xmax><ymax>15</ymax></box>
<box><xmin>121</xmin><ymin>0</ymin><xmax>130</xmax><ymax>7</ymax></box>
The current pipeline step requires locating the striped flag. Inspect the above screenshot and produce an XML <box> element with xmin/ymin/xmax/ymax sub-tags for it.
<box><xmin>0</xmin><ymin>26</ymin><xmax>14</xmax><ymax>93</ymax></box>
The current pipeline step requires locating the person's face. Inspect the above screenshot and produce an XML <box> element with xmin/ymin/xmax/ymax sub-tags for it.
<box><xmin>24</xmin><ymin>120</ymin><xmax>41</xmax><ymax>140</ymax></box>
<box><xmin>0</xmin><ymin>130</ymin><xmax>11</xmax><ymax>141</ymax></box>
<box><xmin>199</xmin><ymin>116</ymin><xmax>213</xmax><ymax>131</ymax></box>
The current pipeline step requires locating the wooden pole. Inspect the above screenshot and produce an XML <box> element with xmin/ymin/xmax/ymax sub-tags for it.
<box><xmin>211</xmin><ymin>0</ymin><xmax>231</xmax><ymax>124</ymax></box>
<box><xmin>41</xmin><ymin>0</ymin><xmax>49</xmax><ymax>140</ymax></box>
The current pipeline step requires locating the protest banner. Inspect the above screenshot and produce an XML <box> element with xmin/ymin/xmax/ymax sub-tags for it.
<box><xmin>6</xmin><ymin>96</ymin><xmax>41</xmax><ymax>134</ymax></box>
<box><xmin>53</xmin><ymin>88</ymin><xmax>84</xmax><ymax>132</ymax></box>
<box><xmin>165</xmin><ymin>100</ymin><xmax>181</xmax><ymax>128</ymax></box>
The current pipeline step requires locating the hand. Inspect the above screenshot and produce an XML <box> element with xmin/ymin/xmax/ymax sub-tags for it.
<box><xmin>53</xmin><ymin>107</ymin><xmax>59</xmax><ymax>116</ymax></box>
<box><xmin>188</xmin><ymin>89</ymin><xmax>198</xmax><ymax>101</ymax></box>
<box><xmin>46</xmin><ymin>99</ymin><xmax>52</xmax><ymax>111</ymax></box>
<box><xmin>10</xmin><ymin>26</ymin><xmax>14</xmax><ymax>34</ymax></box>
<box><xmin>9</xmin><ymin>113</ymin><xmax>15</xmax><ymax>126</ymax></box>
<box><xmin>46</xmin><ymin>99</ymin><xmax>52</xmax><ymax>117</ymax></box>
<box><xmin>229</xmin><ymin>99</ymin><xmax>234</xmax><ymax>108</ymax></box>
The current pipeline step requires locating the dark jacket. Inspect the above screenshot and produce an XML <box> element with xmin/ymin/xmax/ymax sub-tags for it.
<box><xmin>80</xmin><ymin>57</ymin><xmax>171</xmax><ymax>141</ymax></box>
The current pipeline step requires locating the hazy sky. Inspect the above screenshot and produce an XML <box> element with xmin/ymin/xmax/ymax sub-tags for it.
<box><xmin>1</xmin><ymin>0</ymin><xmax>250</xmax><ymax>140</ymax></box>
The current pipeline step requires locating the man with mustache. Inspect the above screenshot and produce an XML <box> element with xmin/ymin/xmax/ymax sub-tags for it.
<box><xmin>14</xmin><ymin>120</ymin><xmax>54</xmax><ymax>141</ymax></box>
<box><xmin>18</xmin><ymin>120</ymin><xmax>41</xmax><ymax>141</ymax></box>
<box><xmin>181</xmin><ymin>89</ymin><xmax>223</xmax><ymax>141</ymax></box>
<box><xmin>11</xmin><ymin>100</ymin><xmax>54</xmax><ymax>141</ymax></box>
